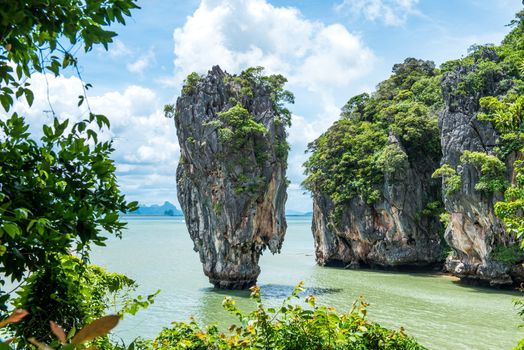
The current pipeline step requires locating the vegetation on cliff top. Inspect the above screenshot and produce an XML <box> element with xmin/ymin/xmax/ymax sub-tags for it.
<box><xmin>176</xmin><ymin>66</ymin><xmax>294</xmax><ymax>197</ymax></box>
<box><xmin>433</xmin><ymin>10</ymin><xmax>523</xmax><ymax>201</ymax></box>
<box><xmin>303</xmin><ymin>58</ymin><xmax>442</xmax><ymax>211</ymax></box>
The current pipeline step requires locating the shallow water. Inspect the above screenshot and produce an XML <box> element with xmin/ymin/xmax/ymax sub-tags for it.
<box><xmin>91</xmin><ymin>216</ymin><xmax>523</xmax><ymax>349</ymax></box>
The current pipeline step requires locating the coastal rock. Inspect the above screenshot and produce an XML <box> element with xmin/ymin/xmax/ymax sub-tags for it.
<box><xmin>175</xmin><ymin>66</ymin><xmax>288</xmax><ymax>289</ymax></box>
<box><xmin>439</xmin><ymin>52</ymin><xmax>523</xmax><ymax>286</ymax></box>
<box><xmin>312</xmin><ymin>135</ymin><xmax>443</xmax><ymax>268</ymax></box>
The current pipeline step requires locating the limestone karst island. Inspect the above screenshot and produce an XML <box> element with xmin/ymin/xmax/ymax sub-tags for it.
<box><xmin>0</xmin><ymin>1</ymin><xmax>523</xmax><ymax>350</ymax></box>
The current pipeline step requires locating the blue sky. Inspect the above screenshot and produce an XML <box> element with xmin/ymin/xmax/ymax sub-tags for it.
<box><xmin>16</xmin><ymin>0</ymin><xmax>523</xmax><ymax>212</ymax></box>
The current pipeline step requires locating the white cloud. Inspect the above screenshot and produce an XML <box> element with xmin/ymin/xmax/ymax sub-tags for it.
<box><xmin>335</xmin><ymin>0</ymin><xmax>420</xmax><ymax>26</ymax></box>
<box><xmin>127</xmin><ymin>49</ymin><xmax>156</xmax><ymax>74</ymax></box>
<box><xmin>108</xmin><ymin>40</ymin><xmax>133</xmax><ymax>58</ymax></box>
<box><xmin>171</xmin><ymin>0</ymin><xmax>375</xmax><ymax>91</ymax></box>
<box><xmin>11</xmin><ymin>73</ymin><xmax>180</xmax><ymax>207</ymax></box>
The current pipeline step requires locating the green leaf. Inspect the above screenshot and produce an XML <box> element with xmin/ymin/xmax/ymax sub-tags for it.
<box><xmin>3</xmin><ymin>222</ymin><xmax>20</xmax><ymax>239</ymax></box>
<box><xmin>86</xmin><ymin>129</ymin><xmax>98</xmax><ymax>143</ymax></box>
<box><xmin>43</xmin><ymin>125</ymin><xmax>53</xmax><ymax>138</ymax></box>
<box><xmin>14</xmin><ymin>208</ymin><xmax>29</xmax><ymax>220</ymax></box>
<box><xmin>16</xmin><ymin>64</ymin><xmax>23</xmax><ymax>80</ymax></box>
<box><xmin>25</xmin><ymin>89</ymin><xmax>34</xmax><ymax>106</ymax></box>
<box><xmin>0</xmin><ymin>93</ymin><xmax>12</xmax><ymax>111</ymax></box>
<box><xmin>95</xmin><ymin>114</ymin><xmax>110</xmax><ymax>129</ymax></box>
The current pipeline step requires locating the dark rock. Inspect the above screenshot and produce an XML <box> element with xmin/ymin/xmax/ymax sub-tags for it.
<box><xmin>175</xmin><ymin>66</ymin><xmax>288</xmax><ymax>289</ymax></box>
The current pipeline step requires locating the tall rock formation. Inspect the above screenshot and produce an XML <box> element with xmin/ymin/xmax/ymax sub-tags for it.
<box><xmin>305</xmin><ymin>58</ymin><xmax>444</xmax><ymax>269</ymax></box>
<box><xmin>311</xmin><ymin>137</ymin><xmax>443</xmax><ymax>268</ymax></box>
<box><xmin>175</xmin><ymin>66</ymin><xmax>290</xmax><ymax>289</ymax></box>
<box><xmin>439</xmin><ymin>48</ymin><xmax>524</xmax><ymax>286</ymax></box>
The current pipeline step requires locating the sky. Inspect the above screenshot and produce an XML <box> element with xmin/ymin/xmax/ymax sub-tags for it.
<box><xmin>13</xmin><ymin>0</ymin><xmax>523</xmax><ymax>212</ymax></box>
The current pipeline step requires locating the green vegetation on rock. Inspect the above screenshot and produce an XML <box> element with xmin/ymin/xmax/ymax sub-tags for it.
<box><xmin>432</xmin><ymin>164</ymin><xmax>462</xmax><ymax>196</ymax></box>
<box><xmin>216</xmin><ymin>103</ymin><xmax>268</xmax><ymax>146</ymax></box>
<box><xmin>438</xmin><ymin>11</ymin><xmax>524</xmax><ymax>230</ymax></box>
<box><xmin>490</xmin><ymin>244</ymin><xmax>524</xmax><ymax>265</ymax></box>
<box><xmin>303</xmin><ymin>58</ymin><xmax>442</xmax><ymax>209</ymax></box>
<box><xmin>196</xmin><ymin>67</ymin><xmax>294</xmax><ymax>196</ymax></box>
<box><xmin>182</xmin><ymin>72</ymin><xmax>204</xmax><ymax>95</ymax></box>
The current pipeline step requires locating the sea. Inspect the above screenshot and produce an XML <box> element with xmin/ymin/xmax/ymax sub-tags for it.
<box><xmin>90</xmin><ymin>216</ymin><xmax>523</xmax><ymax>350</ymax></box>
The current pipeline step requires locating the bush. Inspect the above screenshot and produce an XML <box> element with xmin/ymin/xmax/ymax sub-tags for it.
<box><xmin>140</xmin><ymin>282</ymin><xmax>426</xmax><ymax>350</ymax></box>
<box><xmin>8</xmin><ymin>254</ymin><xmax>158</xmax><ymax>348</ymax></box>
<box><xmin>490</xmin><ymin>244</ymin><xmax>524</xmax><ymax>265</ymax></box>
<box><xmin>432</xmin><ymin>164</ymin><xmax>462</xmax><ymax>196</ymax></box>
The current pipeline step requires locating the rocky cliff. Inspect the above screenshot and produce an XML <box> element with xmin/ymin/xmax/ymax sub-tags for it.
<box><xmin>305</xmin><ymin>58</ymin><xmax>444</xmax><ymax>269</ymax></box>
<box><xmin>439</xmin><ymin>48</ymin><xmax>524</xmax><ymax>286</ymax></box>
<box><xmin>175</xmin><ymin>66</ymin><xmax>290</xmax><ymax>289</ymax></box>
<box><xmin>311</xmin><ymin>136</ymin><xmax>443</xmax><ymax>268</ymax></box>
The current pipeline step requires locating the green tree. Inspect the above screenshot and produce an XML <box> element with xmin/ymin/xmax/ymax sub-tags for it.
<box><xmin>303</xmin><ymin>58</ymin><xmax>443</xmax><ymax>217</ymax></box>
<box><xmin>0</xmin><ymin>0</ymin><xmax>140</xmax><ymax>342</ymax></box>
<box><xmin>0</xmin><ymin>0</ymin><xmax>139</xmax><ymax>111</ymax></box>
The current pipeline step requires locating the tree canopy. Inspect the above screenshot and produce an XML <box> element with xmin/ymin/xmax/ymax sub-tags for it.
<box><xmin>0</xmin><ymin>0</ymin><xmax>140</xmax><ymax>335</ymax></box>
<box><xmin>303</xmin><ymin>57</ymin><xmax>442</xmax><ymax>211</ymax></box>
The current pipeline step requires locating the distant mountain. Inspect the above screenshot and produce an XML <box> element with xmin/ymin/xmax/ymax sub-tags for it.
<box><xmin>285</xmin><ymin>210</ymin><xmax>313</xmax><ymax>216</ymax></box>
<box><xmin>130</xmin><ymin>201</ymin><xmax>183</xmax><ymax>216</ymax></box>
<box><xmin>129</xmin><ymin>203</ymin><xmax>309</xmax><ymax>217</ymax></box>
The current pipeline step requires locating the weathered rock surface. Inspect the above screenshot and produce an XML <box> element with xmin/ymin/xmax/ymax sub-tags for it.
<box><xmin>312</xmin><ymin>135</ymin><xmax>443</xmax><ymax>268</ymax></box>
<box><xmin>439</xmin><ymin>53</ymin><xmax>524</xmax><ymax>286</ymax></box>
<box><xmin>175</xmin><ymin>66</ymin><xmax>288</xmax><ymax>289</ymax></box>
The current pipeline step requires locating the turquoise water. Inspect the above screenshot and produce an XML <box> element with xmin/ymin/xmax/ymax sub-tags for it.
<box><xmin>91</xmin><ymin>216</ymin><xmax>523</xmax><ymax>349</ymax></box>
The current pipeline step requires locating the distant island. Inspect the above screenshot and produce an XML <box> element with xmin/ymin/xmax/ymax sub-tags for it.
<box><xmin>127</xmin><ymin>201</ymin><xmax>312</xmax><ymax>217</ymax></box>
<box><xmin>286</xmin><ymin>210</ymin><xmax>312</xmax><ymax>217</ymax></box>
<box><xmin>128</xmin><ymin>201</ymin><xmax>183</xmax><ymax>216</ymax></box>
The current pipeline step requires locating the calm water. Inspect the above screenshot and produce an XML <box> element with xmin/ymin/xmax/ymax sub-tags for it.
<box><xmin>91</xmin><ymin>216</ymin><xmax>523</xmax><ymax>349</ymax></box>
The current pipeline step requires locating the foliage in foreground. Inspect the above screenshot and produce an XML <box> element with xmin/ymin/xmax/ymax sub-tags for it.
<box><xmin>0</xmin><ymin>0</ymin><xmax>140</xmax><ymax>319</ymax></box>
<box><xmin>139</xmin><ymin>282</ymin><xmax>425</xmax><ymax>350</ymax></box>
<box><xmin>0</xmin><ymin>308</ymin><xmax>125</xmax><ymax>350</ymax></box>
<box><xmin>7</xmin><ymin>254</ymin><xmax>157</xmax><ymax>348</ymax></box>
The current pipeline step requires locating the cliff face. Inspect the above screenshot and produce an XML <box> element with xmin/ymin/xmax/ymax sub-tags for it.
<box><xmin>312</xmin><ymin>136</ymin><xmax>443</xmax><ymax>268</ymax></box>
<box><xmin>439</xmin><ymin>55</ymin><xmax>524</xmax><ymax>285</ymax></box>
<box><xmin>175</xmin><ymin>66</ymin><xmax>288</xmax><ymax>289</ymax></box>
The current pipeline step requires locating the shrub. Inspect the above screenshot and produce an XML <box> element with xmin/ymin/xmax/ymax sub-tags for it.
<box><xmin>432</xmin><ymin>164</ymin><xmax>462</xmax><ymax>196</ymax></box>
<box><xmin>182</xmin><ymin>72</ymin><xmax>204</xmax><ymax>95</ymax></box>
<box><xmin>140</xmin><ymin>282</ymin><xmax>426</xmax><ymax>350</ymax></box>
<box><xmin>8</xmin><ymin>254</ymin><xmax>158</xmax><ymax>348</ymax></box>
<box><xmin>460</xmin><ymin>151</ymin><xmax>509</xmax><ymax>194</ymax></box>
<box><xmin>490</xmin><ymin>244</ymin><xmax>524</xmax><ymax>265</ymax></box>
